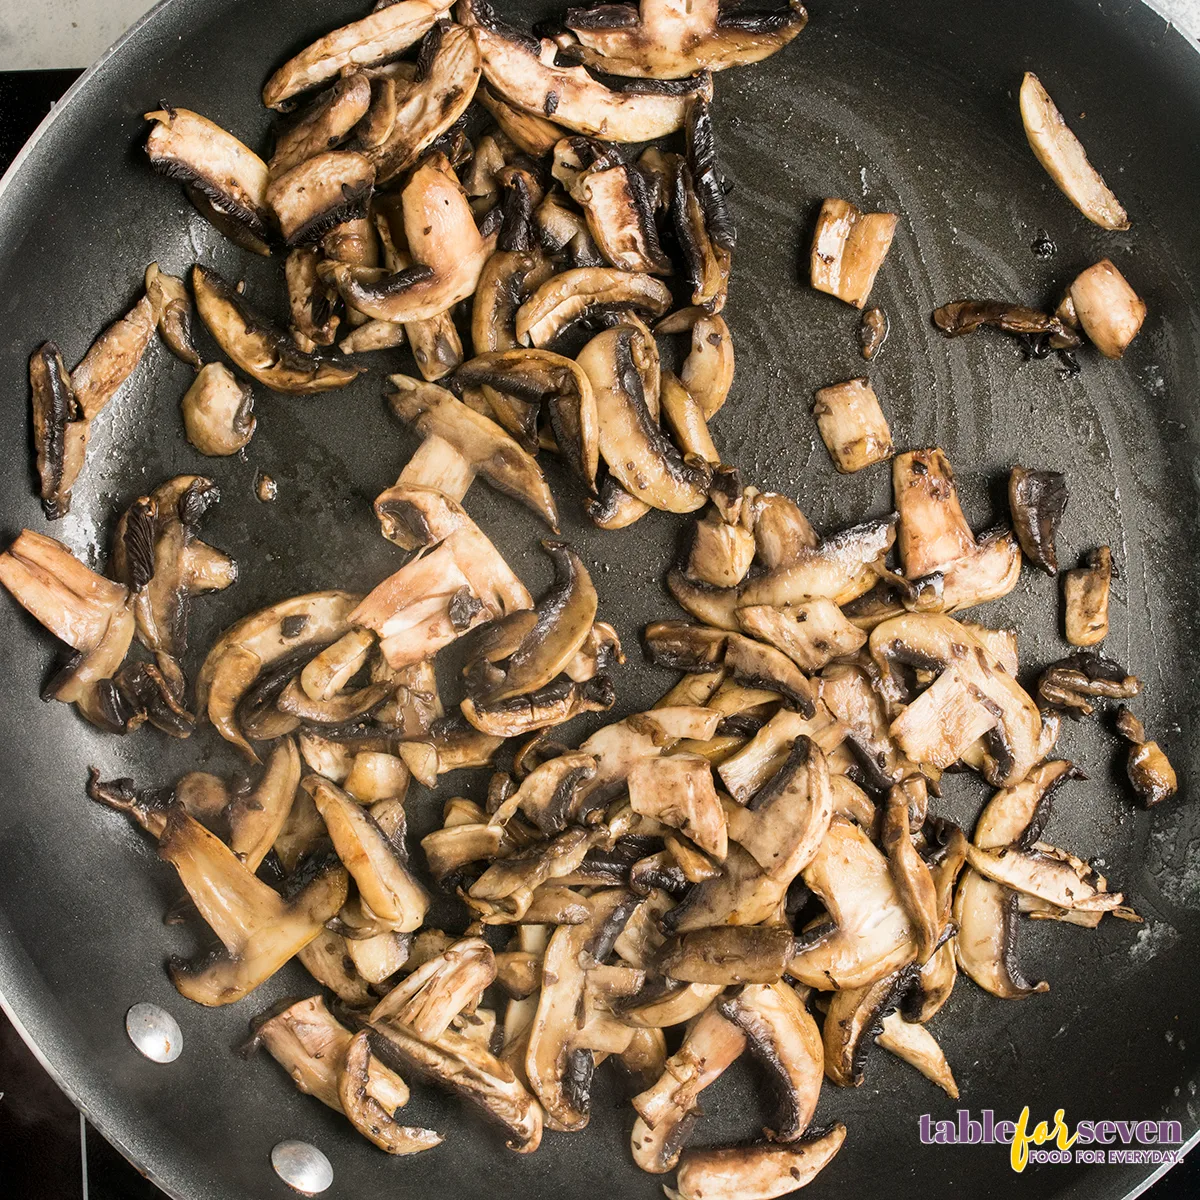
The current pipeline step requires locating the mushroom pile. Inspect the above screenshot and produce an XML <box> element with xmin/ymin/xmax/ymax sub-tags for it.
<box><xmin>0</xmin><ymin>2</ymin><xmax>1180</xmax><ymax>1198</ymax></box>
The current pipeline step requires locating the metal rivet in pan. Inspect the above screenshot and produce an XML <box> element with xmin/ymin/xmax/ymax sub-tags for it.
<box><xmin>124</xmin><ymin>1003</ymin><xmax>182</xmax><ymax>1064</ymax></box>
<box><xmin>271</xmin><ymin>1140</ymin><xmax>333</xmax><ymax>1195</ymax></box>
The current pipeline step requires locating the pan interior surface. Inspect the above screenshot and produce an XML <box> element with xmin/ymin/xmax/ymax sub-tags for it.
<box><xmin>0</xmin><ymin>2</ymin><xmax>1197</xmax><ymax>1198</ymax></box>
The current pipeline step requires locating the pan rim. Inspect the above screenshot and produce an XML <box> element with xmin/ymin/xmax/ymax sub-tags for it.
<box><xmin>0</xmin><ymin>2</ymin><xmax>1196</xmax><ymax>1199</ymax></box>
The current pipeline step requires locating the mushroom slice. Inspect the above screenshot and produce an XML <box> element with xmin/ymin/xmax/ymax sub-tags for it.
<box><xmin>717</xmin><ymin>981</ymin><xmax>823</xmax><ymax>1141</ymax></box>
<box><xmin>670</xmin><ymin>1124</ymin><xmax>847</xmax><ymax>1200</ymax></box>
<box><xmin>192</xmin><ymin>266</ymin><xmax>363</xmax><ymax>393</ymax></box>
<box><xmin>717</xmin><ymin>707</ymin><xmax>843</xmax><ymax>804</ymax></box>
<box><xmin>810</xmin><ymin>198</ymin><xmax>897</xmax><ymax>308</ymax></box>
<box><xmin>665</xmin><ymin>843</ymin><xmax>789</xmax><ymax>934</ymax></box>
<box><xmin>663</xmin><ymin>926</ymin><xmax>794</xmax><ymax>986</ymax></box>
<box><xmin>664</xmin><ymin>312</ymin><xmax>735</xmax><ymax>420</ymax></box>
<box><xmin>227</xmin><ymin>738</ymin><xmax>301</xmax><ymax>871</ymax></box>
<box><xmin>70</xmin><ymin>293</ymin><xmax>157</xmax><ymax>421</ymax></box>
<box><xmin>931</xmin><ymin>298</ymin><xmax>1079</xmax><ymax>347</ymax></box>
<box><xmin>145</xmin><ymin>106</ymin><xmax>271</xmax><ymax>242</ymax></box>
<box><xmin>631</xmin><ymin>1004</ymin><xmax>747</xmax><ymax>1173</ymax></box>
<box><xmin>285</xmin><ymin>247</ymin><xmax>341</xmax><ymax>348</ymax></box>
<box><xmin>812</xmin><ymin>378</ymin><xmax>893</xmax><ymax>474</ymax></box>
<box><xmin>788</xmin><ymin>816</ymin><xmax>915</xmax><ymax>989</ymax></box>
<box><xmin>1018</xmin><ymin>72</ymin><xmax>1129</xmax><ymax>230</ymax></box>
<box><xmin>739</xmin><ymin>488</ymin><xmax>817</xmax><ymax>568</ymax></box>
<box><xmin>1008</xmin><ymin>466</ymin><xmax>1067</xmax><ymax>575</ymax></box>
<box><xmin>369</xmin><ymin>1020</ymin><xmax>543</xmax><ymax>1151</ymax></box>
<box><xmin>672</xmin><ymin>158</ymin><xmax>731</xmax><ymax>312</ymax></box>
<box><xmin>644</xmin><ymin>622</ymin><xmax>815</xmax><ymax>715</ymax></box>
<box><xmin>629</xmin><ymin>754</ymin><xmax>727</xmax><ymax>860</ymax></box>
<box><xmin>421</xmin><ymin>820</ymin><xmax>512</xmax><ymax>885</ymax></box>
<box><xmin>565</xmin><ymin>621</ymin><xmax>624</xmax><ymax>682</ymax></box>
<box><xmin>687</xmin><ymin>513</ymin><xmax>755</xmax><ymax>589</ymax></box>
<box><xmin>822</xmin><ymin>966</ymin><xmax>915</xmax><ymax>1087</ymax></box>
<box><xmin>736</xmin><ymin>600</ymin><xmax>866</xmax><ymax>673</ymax></box>
<box><xmin>262</xmin><ymin>0</ymin><xmax>448</xmax><ymax>109</ymax></box>
<box><xmin>579</xmin><ymin>326</ymin><xmax>712</xmax><ymax>512</ymax></box>
<box><xmin>722</xmin><ymin>737</ymin><xmax>832</xmax><ymax>883</ymax></box>
<box><xmin>663</xmin><ymin>373</ymin><xmax>720</xmax><ymax>467</ymax></box>
<box><xmin>144</xmin><ymin>262</ymin><xmax>201</xmax><ymax>368</ymax></box>
<box><xmin>278</xmin><ymin>677</ymin><xmax>394</xmax><ymax>725</ymax></box>
<box><xmin>588</xmin><ymin>475</ymin><xmax>654</xmax><ymax>530</ymax></box>
<box><xmin>1063</xmin><ymin>546</ymin><xmax>1112</xmax><ymax>646</ymax></box>
<box><xmin>870</xmin><ymin>613</ymin><xmax>1043</xmax><ymax>787</ymax></box>
<box><xmin>472</xmin><ymin>250</ymin><xmax>555</xmax><ymax>355</ymax></box>
<box><xmin>1115</xmin><ymin>706</ymin><xmax>1177</xmax><ymax>808</ymax></box>
<box><xmin>964</xmin><ymin>843</ymin><xmax>1125</xmax><ymax>913</ymax></box>
<box><xmin>339</xmin><ymin>1030</ymin><xmax>443</xmax><ymax>1155</ymax></box>
<box><xmin>882</xmin><ymin>780</ymin><xmax>939</xmax><ymax>960</ymax></box>
<box><xmin>570</xmin><ymin>157</ymin><xmax>672</xmax><ymax>274</ymax></box>
<box><xmin>739</xmin><ymin>516</ymin><xmax>897</xmax><ymax>609</ymax></box>
<box><xmin>516</xmin><ymin>267</ymin><xmax>672</xmax><ymax>347</ymax></box>
<box><xmin>371</xmin><ymin>937</ymin><xmax>496</xmax><ymax>1038</ymax></box>
<box><xmin>1036</xmin><ymin>649</ymin><xmax>1140</xmax><ymax>717</ymax></box>
<box><xmin>403</xmin><ymin>310</ymin><xmax>463</xmax><ymax>380</ymax></box>
<box><xmin>859</xmin><ymin>306</ymin><xmax>888</xmax><ymax>360</ymax></box>
<box><xmin>365</xmin><ymin>22</ymin><xmax>481</xmax><ymax>183</ymax></box>
<box><xmin>621</xmin><ymin>980</ymin><xmax>723</xmax><ymax>1030</ymax></box>
<box><xmin>306</xmin><ymin>775</ymin><xmax>429</xmax><ymax>931</ymax></box>
<box><xmin>876</xmin><ymin>1011</ymin><xmax>958</xmax><ymax>1099</ymax></box>
<box><xmin>29</xmin><ymin>343</ymin><xmax>89</xmax><ymax>519</ymax></box>
<box><xmin>1061</xmin><ymin>259</ymin><xmax>1146</xmax><ymax>358</ymax></box>
<box><xmin>301</xmin><ymin>629</ymin><xmax>376</xmax><ymax>702</ymax></box>
<box><xmin>255</xmin><ymin>995</ymin><xmax>356</xmax><ymax>1110</ymax></box>
<box><xmin>388</xmin><ymin>375</ymin><xmax>558</xmax><ymax>528</ymax></box>
<box><xmin>462</xmin><ymin>675</ymin><xmax>616</xmax><ymax>738</ymax></box>
<box><xmin>181</xmin><ymin>364</ymin><xmax>255</xmax><ymax>456</ymax></box>
<box><xmin>888</xmin><ymin>666</ymin><xmax>1001</xmax><ymax>772</ymax></box>
<box><xmin>266</xmin><ymin>150</ymin><xmax>375</xmax><ymax>246</ymax></box>
<box><xmin>462</xmin><ymin>0</ymin><xmax>711</xmax><ymax>141</ymax></box>
<box><xmin>455</xmin><ymin>350</ymin><xmax>600</xmax><ymax>489</ymax></box>
<box><xmin>269</xmin><ymin>73</ymin><xmax>373</xmax><ymax>178</ymax></box>
<box><xmin>161</xmin><ymin>809</ymin><xmax>348</xmax><ymax>1005</ymax></box>
<box><xmin>564</xmin><ymin>0</ymin><xmax>808</xmax><ymax>78</ymax></box>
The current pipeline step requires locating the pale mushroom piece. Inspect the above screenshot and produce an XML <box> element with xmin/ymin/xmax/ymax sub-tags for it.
<box><xmin>569</xmin><ymin>158</ymin><xmax>672</xmax><ymax>274</ymax></box>
<box><xmin>876</xmin><ymin>1011</ymin><xmax>958</xmax><ymax>1098</ymax></box>
<box><xmin>662</xmin><ymin>371</ymin><xmax>721</xmax><ymax>465</ymax></box>
<box><xmin>628</xmin><ymin>754</ymin><xmax>727</xmax><ymax>860</ymax></box>
<box><xmin>343</xmin><ymin>752</ymin><xmax>410</xmax><ymax>803</ymax></box>
<box><xmin>1061</xmin><ymin>259</ymin><xmax>1146</xmax><ymax>358</ymax></box>
<box><xmin>812</xmin><ymin>377</ymin><xmax>893</xmax><ymax>473</ymax></box>
<box><xmin>399</xmin><ymin>432</ymin><xmax>475</xmax><ymax>501</ymax></box>
<box><xmin>181</xmin><ymin>364</ymin><xmax>255</xmax><ymax>456</ymax></box>
<box><xmin>227</xmin><ymin>739</ymin><xmax>300</xmax><ymax>872</ymax></box>
<box><xmin>964</xmin><ymin>842</ymin><xmax>1126</xmax><ymax>913</ymax></box>
<box><xmin>144</xmin><ymin>262</ymin><xmax>201</xmax><ymax>368</ymax></box>
<box><xmin>254</xmin><ymin>995</ymin><xmax>353</xmax><ymax>1111</ymax></box>
<box><xmin>1019</xmin><ymin>72</ymin><xmax>1129</xmax><ymax>230</ymax></box>
<box><xmin>811</xmin><ymin>198</ymin><xmax>898</xmax><ymax>308</ymax></box>
<box><xmin>70</xmin><ymin>293</ymin><xmax>158</xmax><ymax>421</ymax></box>
<box><xmin>741</xmin><ymin>488</ymin><xmax>818</xmax><ymax>568</ymax></box>
<box><xmin>958</xmin><ymin>622</ymin><xmax>1019</xmax><ymax>676</ymax></box>
<box><xmin>889</xmin><ymin>666</ymin><xmax>1001</xmax><ymax>771</ymax></box>
<box><xmin>285</xmin><ymin>247</ymin><xmax>340</xmax><ymax>348</ymax></box>
<box><xmin>672</xmin><ymin>312</ymin><xmax>735</xmax><ymax>420</ymax></box>
<box><xmin>370</xmin><ymin>937</ymin><xmax>496</xmax><ymax>1038</ymax></box>
<box><xmin>266</xmin><ymin>150</ymin><xmax>375</xmax><ymax>246</ymax></box>
<box><xmin>688</xmin><ymin>513</ymin><xmax>755</xmax><ymax>588</ymax></box>
<box><xmin>716</xmin><ymin>705</ymin><xmax>843</xmax><ymax>804</ymax></box>
<box><xmin>882</xmin><ymin>779</ymin><xmax>940</xmax><ymax>961</ymax></box>
<box><xmin>564</xmin><ymin>620</ymin><xmax>624</xmax><ymax>682</ymax></box>
<box><xmin>1063</xmin><ymin>546</ymin><xmax>1112</xmax><ymax>646</ymax></box>
<box><xmin>478</xmin><ymin>83</ymin><xmax>565</xmax><ymax>157</ymax></box>
<box><xmin>737</xmin><ymin>599</ymin><xmax>866</xmax><ymax>672</ymax></box>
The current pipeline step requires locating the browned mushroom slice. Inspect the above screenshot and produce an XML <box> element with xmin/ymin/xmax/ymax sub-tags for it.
<box><xmin>570</xmin><ymin>158</ymin><xmax>672</xmax><ymax>274</ymax></box>
<box><xmin>717</xmin><ymin>980</ymin><xmax>823</xmax><ymax>1141</ymax></box>
<box><xmin>86</xmin><ymin>770</ymin><xmax>175</xmax><ymax>836</ymax></box>
<box><xmin>462</xmin><ymin>675</ymin><xmax>615</xmax><ymax>738</ymax></box>
<box><xmin>266</xmin><ymin>150</ymin><xmax>375</xmax><ymax>246</ymax></box>
<box><xmin>371</xmin><ymin>937</ymin><xmax>495</xmax><ymax>1035</ymax></box>
<box><xmin>1008</xmin><ymin>466</ymin><xmax>1067</xmax><ymax>576</ymax></box>
<box><xmin>181</xmin><ymin>364</ymin><xmax>255</xmax><ymax>456</ymax></box>
<box><xmin>722</xmin><ymin>737</ymin><xmax>832</xmax><ymax>884</ymax></box>
<box><xmin>254</xmin><ymin>996</ymin><xmax>357</xmax><ymax>1110</ymax></box>
<box><xmin>788</xmin><ymin>816</ymin><xmax>915</xmax><ymax>989</ymax></box>
<box><xmin>656</xmin><ymin>310</ymin><xmax>736</xmax><ymax>420</ymax></box>
<box><xmin>161</xmin><ymin>808</ymin><xmax>348</xmax><ymax>1005</ymax></box>
<box><xmin>285</xmin><ymin>247</ymin><xmax>341</xmax><ymax>349</ymax></box>
<box><xmin>882</xmin><ymin>779</ymin><xmax>939</xmax><ymax>960</ymax></box>
<box><xmin>631</xmin><ymin>1004</ymin><xmax>746</xmax><ymax>1173</ymax></box>
<box><xmin>29</xmin><ymin>343</ymin><xmax>89</xmax><ymax>519</ymax></box>
<box><xmin>472</xmin><ymin>250</ymin><xmax>554</xmax><ymax>355</ymax></box>
<box><xmin>673</xmin><ymin>159</ymin><xmax>731</xmax><ymax>312</ymax></box>
<box><xmin>338</xmin><ymin>1030</ymin><xmax>443</xmax><ymax>1155</ymax></box>
<box><xmin>144</xmin><ymin>262</ymin><xmax>201</xmax><ymax>368</ymax></box>
<box><xmin>812</xmin><ymin>377</ymin><xmax>893</xmax><ymax>473</ymax></box>
<box><xmin>496</xmin><ymin>751</ymin><xmax>597</xmax><ymax>835</ymax></box>
<box><xmin>305</xmin><ymin>775</ymin><xmax>429</xmax><ymax>932</ymax></box>
<box><xmin>870</xmin><ymin>613</ymin><xmax>1042</xmax><ymax>787</ymax></box>
<box><xmin>299</xmin><ymin>628</ymin><xmax>374</xmax><ymax>702</ymax></box>
<box><xmin>145</xmin><ymin>106</ymin><xmax>271</xmax><ymax>242</ymax></box>
<box><xmin>1037</xmin><ymin>650</ymin><xmax>1140</xmax><ymax>717</ymax></box>
<box><xmin>262</xmin><ymin>0</ymin><xmax>447</xmax><ymax>109</ymax></box>
<box><xmin>811</xmin><ymin>198</ymin><xmax>897</xmax><ymax>309</ymax></box>
<box><xmin>269</xmin><ymin>73</ymin><xmax>373</xmax><ymax>178</ymax></box>
<box><xmin>478</xmin><ymin>82</ymin><xmax>565</xmax><ymax>156</ymax></box>
<box><xmin>565</xmin><ymin>621</ymin><xmax>623</xmax><ymax>684</ymax></box>
<box><xmin>662</xmin><ymin>926</ymin><xmax>794</xmax><ymax>986</ymax></box>
<box><xmin>965</xmin><ymin>842</ymin><xmax>1125</xmax><ymax>912</ymax></box>
<box><xmin>70</xmin><ymin>293</ymin><xmax>157</xmax><ymax>421</ymax></box>
<box><xmin>192</xmin><ymin>266</ymin><xmax>362</xmax><ymax>393</ymax></box>
<box><xmin>462</xmin><ymin>0</ymin><xmax>711</xmax><ymax>140</ymax></box>
<box><xmin>587</xmin><ymin>475</ymin><xmax>654</xmax><ymax>530</ymax></box>
<box><xmin>226</xmin><ymin>738</ymin><xmax>300</xmax><ymax>871</ymax></box>
<box><xmin>1060</xmin><ymin>259</ymin><xmax>1145</xmax><ymax>358</ymax></box>
<box><xmin>388</xmin><ymin>375</ymin><xmax>559</xmax><ymax>528</ymax></box>
<box><xmin>671</xmin><ymin>1124</ymin><xmax>846</xmax><ymax>1200</ymax></box>
<box><xmin>888</xmin><ymin>666</ymin><xmax>1002</xmax><ymax>771</ymax></box>
<box><xmin>660</xmin><ymin>373</ymin><xmax>719</xmax><ymax>467</ymax></box>
<box><xmin>739</xmin><ymin>516</ymin><xmax>897</xmax><ymax>609</ymax></box>
<box><xmin>278</xmin><ymin>676</ymin><xmax>394</xmax><ymax>724</ymax></box>
<box><xmin>859</xmin><ymin>305</ymin><xmax>888</xmax><ymax>359</ymax></box>
<box><xmin>736</xmin><ymin>600</ymin><xmax>866</xmax><ymax>673</ymax></box>
<box><xmin>516</xmin><ymin>267</ymin><xmax>672</xmax><ymax>347</ymax></box>
<box><xmin>1063</xmin><ymin>546</ymin><xmax>1112</xmax><ymax>646</ymax></box>
<box><xmin>716</xmin><ymin>707</ymin><xmax>843</xmax><ymax>804</ymax></box>
<box><xmin>931</xmin><ymin>299</ymin><xmax>1080</xmax><ymax>348</ymax></box>
<box><xmin>1019</xmin><ymin>72</ymin><xmax>1129</xmax><ymax>230</ymax></box>
<box><xmin>196</xmin><ymin>591</ymin><xmax>361</xmax><ymax>758</ymax></box>
<box><xmin>629</xmin><ymin>754</ymin><xmax>727</xmax><ymax>860</ymax></box>
<box><xmin>1114</xmin><ymin>706</ymin><xmax>1177</xmax><ymax>808</ymax></box>
<box><xmin>374</xmin><ymin>482</ymin><xmax>469</xmax><ymax>557</ymax></box>
<box><xmin>821</xmin><ymin>966</ymin><xmax>912</xmax><ymax>1087</ymax></box>
<box><xmin>621</xmin><ymin>981</ymin><xmax>723</xmax><ymax>1030</ymax></box>
<box><xmin>665</xmin><ymin>843</ymin><xmax>788</xmax><ymax>934</ymax></box>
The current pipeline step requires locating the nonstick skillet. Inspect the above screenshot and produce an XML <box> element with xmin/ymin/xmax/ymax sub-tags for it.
<box><xmin>0</xmin><ymin>1</ymin><xmax>1198</xmax><ymax>1198</ymax></box>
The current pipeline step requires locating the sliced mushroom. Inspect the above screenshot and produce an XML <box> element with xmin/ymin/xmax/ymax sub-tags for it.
<box><xmin>931</xmin><ymin>299</ymin><xmax>1080</xmax><ymax>352</ymax></box>
<box><xmin>144</xmin><ymin>262</ymin><xmax>201</xmax><ymax>368</ymax></box>
<box><xmin>269</xmin><ymin>73</ymin><xmax>374</xmax><ymax>178</ymax></box>
<box><xmin>338</xmin><ymin>1030</ymin><xmax>443</xmax><ymax>1154</ymax></box>
<box><xmin>192</xmin><ymin>266</ymin><xmax>362</xmax><ymax>393</ymax></box>
<box><xmin>285</xmin><ymin>247</ymin><xmax>341</xmax><ymax>349</ymax></box>
<box><xmin>859</xmin><ymin>306</ymin><xmax>888</xmax><ymax>360</ymax></box>
<box><xmin>1008</xmin><ymin>466</ymin><xmax>1067</xmax><ymax>576</ymax></box>
<box><xmin>672</xmin><ymin>157</ymin><xmax>731</xmax><ymax>312</ymax></box>
<box><xmin>565</xmin><ymin>621</ymin><xmax>624</xmax><ymax>682</ymax></box>
<box><xmin>70</xmin><ymin>293</ymin><xmax>158</xmax><ymax>422</ymax></box>
<box><xmin>462</xmin><ymin>0</ymin><xmax>711</xmax><ymax>141</ymax></box>
<box><xmin>254</xmin><ymin>995</ymin><xmax>357</xmax><ymax>1110</ymax></box>
<box><xmin>227</xmin><ymin>738</ymin><xmax>301</xmax><ymax>871</ymax></box>
<box><xmin>670</xmin><ymin>1124</ymin><xmax>847</xmax><ymax>1200</ymax></box>
<box><xmin>665</xmin><ymin>842</ymin><xmax>788</xmax><ymax>934</ymax></box>
<box><xmin>812</xmin><ymin>377</ymin><xmax>893</xmax><ymax>474</ymax></box>
<box><xmin>965</xmin><ymin>842</ymin><xmax>1125</xmax><ymax>913</ymax></box>
<box><xmin>262</xmin><ymin>0</ymin><xmax>448</xmax><ymax>109</ymax></box>
<box><xmin>811</xmin><ymin>198</ymin><xmax>897</xmax><ymax>309</ymax></box>
<box><xmin>1063</xmin><ymin>546</ymin><xmax>1112</xmax><ymax>646</ymax></box>
<box><xmin>370</xmin><ymin>937</ymin><xmax>496</xmax><ymax>1037</ymax></box>
<box><xmin>736</xmin><ymin>600</ymin><xmax>865</xmax><ymax>673</ymax></box>
<box><xmin>1036</xmin><ymin>649</ymin><xmax>1140</xmax><ymax>717</ymax></box>
<box><xmin>388</xmin><ymin>374</ymin><xmax>558</xmax><ymax>528</ymax></box>
<box><xmin>888</xmin><ymin>666</ymin><xmax>1002</xmax><ymax>772</ymax></box>
<box><xmin>462</xmin><ymin>674</ymin><xmax>615</xmax><ymax>738</ymax></box>
<box><xmin>181</xmin><ymin>364</ymin><xmax>255</xmax><ymax>456</ymax></box>
<box><xmin>716</xmin><ymin>707</ymin><xmax>843</xmax><ymax>804</ymax></box>
<box><xmin>29</xmin><ymin>343</ymin><xmax>89</xmax><ymax>519</ymax></box>
<box><xmin>882</xmin><ymin>779</ymin><xmax>939</xmax><ymax>960</ymax></box>
<box><xmin>145</xmin><ymin>106</ymin><xmax>271</xmax><ymax>243</ymax></box>
<box><xmin>478</xmin><ymin>83</ymin><xmax>565</xmax><ymax>156</ymax></box>
<box><xmin>628</xmin><ymin>754</ymin><xmax>727</xmax><ymax>861</ymax></box>
<box><xmin>1019</xmin><ymin>72</ymin><xmax>1129</xmax><ymax>230</ymax></box>
<box><xmin>657</xmin><ymin>311</ymin><xmax>737</xmax><ymax>420</ymax></box>
<box><xmin>570</xmin><ymin>156</ymin><xmax>672</xmax><ymax>274</ymax></box>
<box><xmin>876</xmin><ymin>1011</ymin><xmax>958</xmax><ymax>1098</ymax></box>
<box><xmin>516</xmin><ymin>267</ymin><xmax>672</xmax><ymax>347</ymax></box>
<box><xmin>161</xmin><ymin>808</ymin><xmax>348</xmax><ymax>1005</ymax></box>
<box><xmin>472</xmin><ymin>249</ymin><xmax>554</xmax><ymax>355</ymax></box>
<box><xmin>685</xmin><ymin>513</ymin><xmax>755</xmax><ymax>589</ymax></box>
<box><xmin>663</xmin><ymin>926</ymin><xmax>794</xmax><ymax>986</ymax></box>
<box><xmin>1060</xmin><ymin>259</ymin><xmax>1145</xmax><ymax>358</ymax></box>
<box><xmin>1114</xmin><ymin>706</ymin><xmax>1177</xmax><ymax>808</ymax></box>
<box><xmin>266</xmin><ymin>150</ymin><xmax>375</xmax><ymax>246</ymax></box>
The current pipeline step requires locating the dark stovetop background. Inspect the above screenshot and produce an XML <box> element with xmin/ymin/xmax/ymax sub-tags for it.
<box><xmin>0</xmin><ymin>66</ymin><xmax>1195</xmax><ymax>1200</ymax></box>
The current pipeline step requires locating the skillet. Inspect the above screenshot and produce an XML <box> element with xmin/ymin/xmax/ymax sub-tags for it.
<box><xmin>0</xmin><ymin>1</ymin><xmax>1198</xmax><ymax>1197</ymax></box>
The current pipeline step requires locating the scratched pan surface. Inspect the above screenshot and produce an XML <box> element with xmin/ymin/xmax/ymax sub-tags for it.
<box><xmin>0</xmin><ymin>1</ymin><xmax>1198</xmax><ymax>1197</ymax></box>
